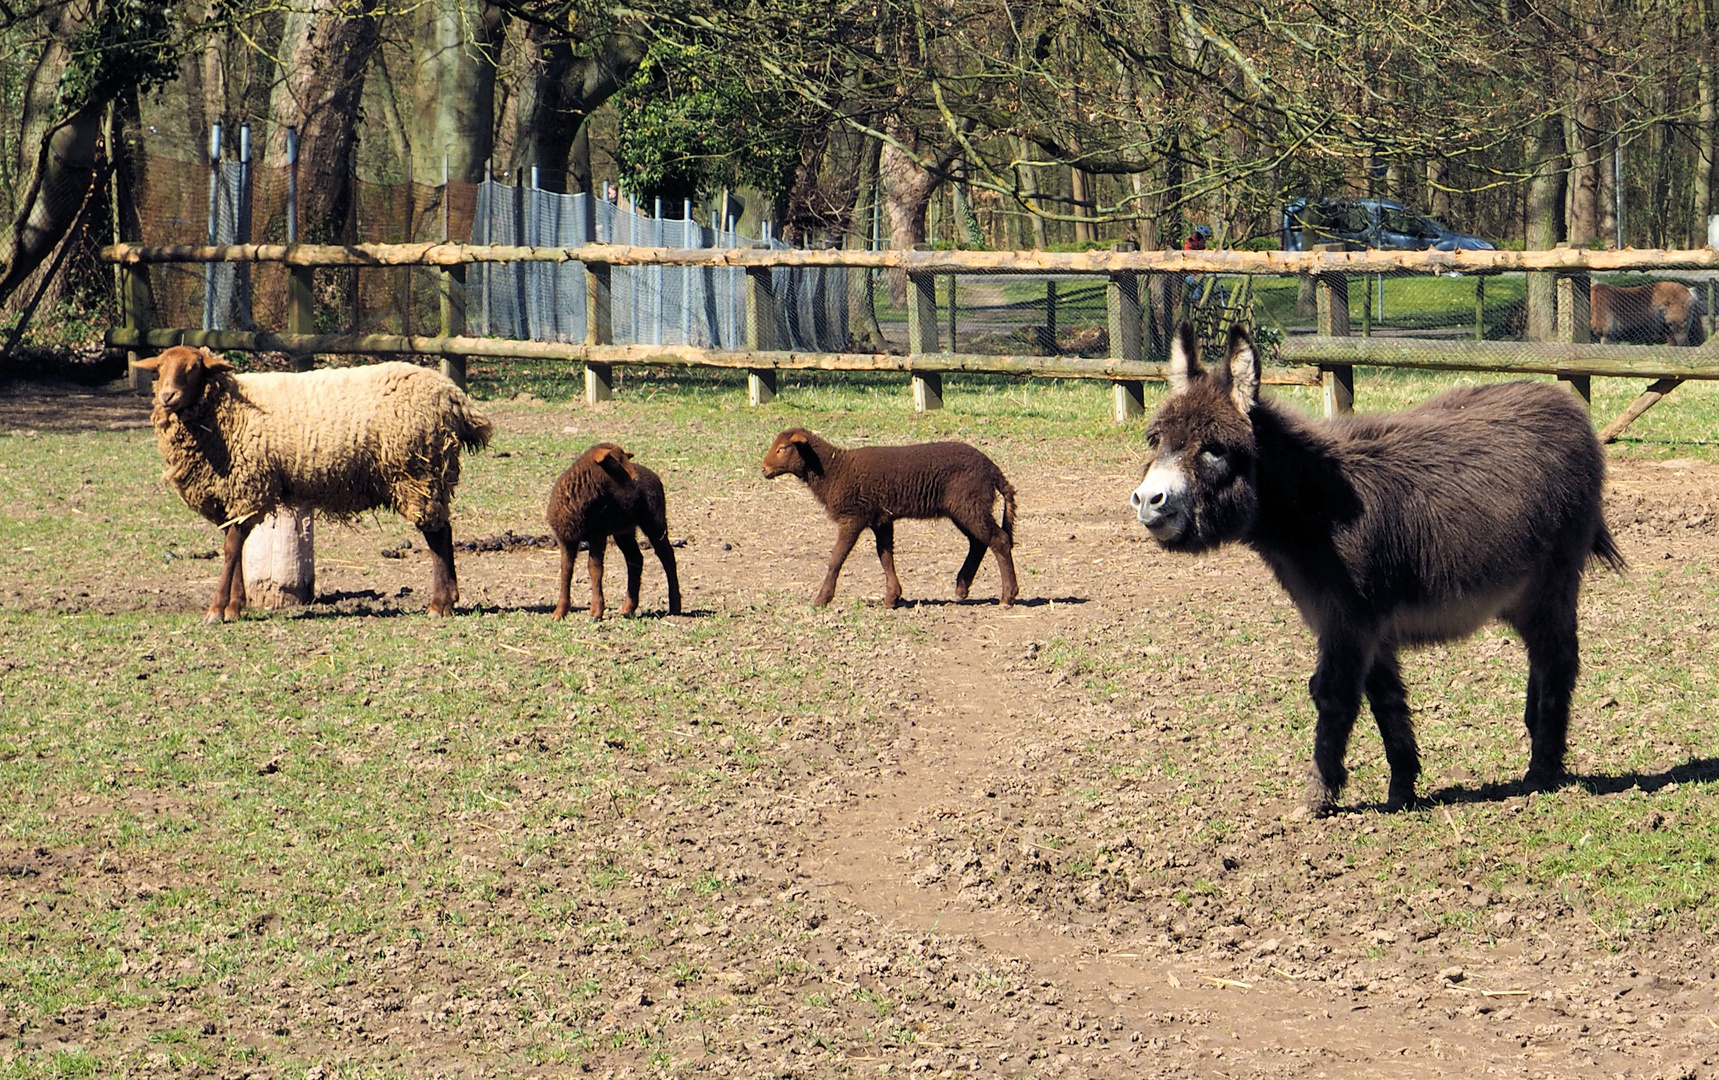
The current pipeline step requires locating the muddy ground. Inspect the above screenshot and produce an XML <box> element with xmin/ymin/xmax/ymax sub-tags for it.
<box><xmin>4</xmin><ymin>379</ymin><xmax>1719</xmax><ymax>1078</ymax></box>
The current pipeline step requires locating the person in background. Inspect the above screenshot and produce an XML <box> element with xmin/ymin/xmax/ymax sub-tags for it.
<box><xmin>1185</xmin><ymin>223</ymin><xmax>1212</xmax><ymax>251</ymax></box>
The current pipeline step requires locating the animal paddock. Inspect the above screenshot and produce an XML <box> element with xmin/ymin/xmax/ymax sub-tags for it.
<box><xmin>2</xmin><ymin>376</ymin><xmax>1718</xmax><ymax>1076</ymax></box>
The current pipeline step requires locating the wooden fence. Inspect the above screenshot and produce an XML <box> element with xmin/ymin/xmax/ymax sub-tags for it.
<box><xmin>102</xmin><ymin>241</ymin><xmax>1719</xmax><ymax>438</ymax></box>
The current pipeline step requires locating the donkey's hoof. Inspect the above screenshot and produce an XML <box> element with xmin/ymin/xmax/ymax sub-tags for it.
<box><xmin>1523</xmin><ymin>767</ymin><xmax>1566</xmax><ymax>793</ymax></box>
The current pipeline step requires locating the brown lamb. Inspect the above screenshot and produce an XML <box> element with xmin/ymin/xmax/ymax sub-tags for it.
<box><xmin>546</xmin><ymin>443</ymin><xmax>682</xmax><ymax>619</ymax></box>
<box><xmin>762</xmin><ymin>428</ymin><xmax>1018</xmax><ymax>608</ymax></box>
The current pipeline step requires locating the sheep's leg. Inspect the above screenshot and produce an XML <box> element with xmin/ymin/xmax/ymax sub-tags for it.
<box><xmin>614</xmin><ymin>532</ymin><xmax>646</xmax><ymax>616</ymax></box>
<box><xmin>587</xmin><ymin>536</ymin><xmax>608</xmax><ymax>619</ymax></box>
<box><xmin>208</xmin><ymin>519</ymin><xmax>256</xmax><ymax>624</ymax></box>
<box><xmin>953</xmin><ymin>531</ymin><xmax>986</xmax><ymax>600</ymax></box>
<box><xmin>1511</xmin><ymin>584</ymin><xmax>1581</xmax><ymax>790</ymax></box>
<box><xmin>421</xmin><ymin>525</ymin><xmax>459</xmax><ymax>616</ymax></box>
<box><xmin>1307</xmin><ymin>636</ymin><xmax>1371</xmax><ymax>816</ymax></box>
<box><xmin>552</xmin><ymin>535</ymin><xmax>580</xmax><ymax>620</ymax></box>
<box><xmin>872</xmin><ymin>521</ymin><xmax>902</xmax><ymax>608</ymax></box>
<box><xmin>813</xmin><ymin>519</ymin><xmax>864</xmax><ymax>607</ymax></box>
<box><xmin>1364</xmin><ymin>650</ymin><xmax>1420</xmax><ymax>811</ymax></box>
<box><xmin>645</xmin><ymin>530</ymin><xmax>682</xmax><ymax>615</ymax></box>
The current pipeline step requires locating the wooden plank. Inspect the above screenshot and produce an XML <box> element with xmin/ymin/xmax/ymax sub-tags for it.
<box><xmin>105</xmin><ymin>327</ymin><xmax>1327</xmax><ymax>384</ymax></box>
<box><xmin>1274</xmin><ymin>336</ymin><xmax>1719</xmax><ymax>379</ymax></box>
<box><xmin>286</xmin><ymin>265</ymin><xmax>316</xmax><ymax>373</ymax></box>
<box><xmin>1314</xmin><ymin>246</ymin><xmax>1353</xmax><ymax>416</ymax></box>
<box><xmin>98</xmin><ymin>241</ymin><xmax>1719</xmax><ymax>276</ymax></box>
<box><xmin>584</xmin><ymin>261</ymin><xmax>613</xmax><ymax>404</ymax></box>
<box><xmin>1598</xmin><ymin>378</ymin><xmax>1684</xmax><ymax>443</ymax></box>
<box><xmin>122</xmin><ymin>263</ymin><xmax>155</xmax><ymax>393</ymax></box>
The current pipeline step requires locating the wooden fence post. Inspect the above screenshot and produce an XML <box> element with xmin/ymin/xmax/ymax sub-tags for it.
<box><xmin>439</xmin><ymin>263</ymin><xmax>467</xmax><ymax>389</ymax></box>
<box><xmin>908</xmin><ymin>245</ymin><xmax>941</xmax><ymax>410</ymax></box>
<box><xmin>1313</xmin><ymin>244</ymin><xmax>1353</xmax><ymax>416</ymax></box>
<box><xmin>1555</xmin><ymin>270</ymin><xmax>1592</xmax><ymax>407</ymax></box>
<box><xmin>746</xmin><ymin>262</ymin><xmax>777</xmax><ymax>405</ymax></box>
<box><xmin>585</xmin><ymin>260</ymin><xmax>613</xmax><ymax>403</ymax></box>
<box><xmin>1474</xmin><ymin>275</ymin><xmax>1486</xmax><ymax>341</ymax></box>
<box><xmin>123</xmin><ymin>263</ymin><xmax>155</xmax><ymax>393</ymax></box>
<box><xmin>1108</xmin><ymin>241</ymin><xmax>1145</xmax><ymax>421</ymax></box>
<box><xmin>286</xmin><ymin>264</ymin><xmax>315</xmax><ymax>373</ymax></box>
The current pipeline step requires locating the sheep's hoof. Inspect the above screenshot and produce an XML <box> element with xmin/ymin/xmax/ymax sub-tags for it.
<box><xmin>427</xmin><ymin>602</ymin><xmax>455</xmax><ymax>617</ymax></box>
<box><xmin>202</xmin><ymin>610</ymin><xmax>225</xmax><ymax>625</ymax></box>
<box><xmin>1383</xmin><ymin>788</ymin><xmax>1422</xmax><ymax>813</ymax></box>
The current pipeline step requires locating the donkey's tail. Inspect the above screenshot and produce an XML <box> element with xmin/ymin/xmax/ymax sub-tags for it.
<box><xmin>998</xmin><ymin>477</ymin><xmax>1017</xmax><ymax>543</ymax></box>
<box><xmin>1590</xmin><ymin>521</ymin><xmax>1627</xmax><ymax>573</ymax></box>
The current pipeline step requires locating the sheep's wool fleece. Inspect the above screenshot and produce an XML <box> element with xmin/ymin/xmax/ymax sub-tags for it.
<box><xmin>154</xmin><ymin>361</ymin><xmax>492</xmax><ymax>530</ymax></box>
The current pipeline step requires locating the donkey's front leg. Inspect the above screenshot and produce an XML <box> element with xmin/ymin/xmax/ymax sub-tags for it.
<box><xmin>1306</xmin><ymin>638</ymin><xmax>1371</xmax><ymax>816</ymax></box>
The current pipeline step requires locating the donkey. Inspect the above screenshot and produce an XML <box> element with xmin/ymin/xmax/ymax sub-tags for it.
<box><xmin>1591</xmin><ymin>280</ymin><xmax>1700</xmax><ymax>346</ymax></box>
<box><xmin>1131</xmin><ymin>324</ymin><xmax>1624</xmax><ymax>815</ymax></box>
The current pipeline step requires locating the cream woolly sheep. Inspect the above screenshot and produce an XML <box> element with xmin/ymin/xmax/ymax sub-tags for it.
<box><xmin>135</xmin><ymin>346</ymin><xmax>494</xmax><ymax>621</ymax></box>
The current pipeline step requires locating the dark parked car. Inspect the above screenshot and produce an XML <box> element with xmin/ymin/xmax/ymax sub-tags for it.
<box><xmin>1282</xmin><ymin>198</ymin><xmax>1495</xmax><ymax>252</ymax></box>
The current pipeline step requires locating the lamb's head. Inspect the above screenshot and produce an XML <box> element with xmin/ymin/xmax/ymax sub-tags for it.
<box><xmin>1131</xmin><ymin>323</ymin><xmax>1261</xmax><ymax>551</ymax></box>
<box><xmin>133</xmin><ymin>346</ymin><xmax>233</xmax><ymax>415</ymax></box>
<box><xmin>762</xmin><ymin>429</ymin><xmax>820</xmax><ymax>480</ymax></box>
<box><xmin>587</xmin><ymin>442</ymin><xmax>637</xmax><ymax>480</ymax></box>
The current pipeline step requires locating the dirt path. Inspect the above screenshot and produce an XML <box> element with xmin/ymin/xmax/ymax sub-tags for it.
<box><xmin>792</xmin><ymin>494</ymin><xmax>1719</xmax><ymax>1077</ymax></box>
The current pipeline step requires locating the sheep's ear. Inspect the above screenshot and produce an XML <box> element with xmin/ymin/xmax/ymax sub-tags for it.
<box><xmin>132</xmin><ymin>355</ymin><xmax>163</xmax><ymax>372</ymax></box>
<box><xmin>200</xmin><ymin>347</ymin><xmax>235</xmax><ymax>373</ymax></box>
<box><xmin>1224</xmin><ymin>324</ymin><xmax>1260</xmax><ymax>415</ymax></box>
<box><xmin>786</xmin><ymin>430</ymin><xmax>810</xmax><ymax>445</ymax></box>
<box><xmin>590</xmin><ymin>445</ymin><xmax>616</xmax><ymax>464</ymax></box>
<box><xmin>1167</xmin><ymin>323</ymin><xmax>1201</xmax><ymax>393</ymax></box>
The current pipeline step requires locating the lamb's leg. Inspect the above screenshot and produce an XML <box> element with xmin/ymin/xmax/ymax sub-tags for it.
<box><xmin>587</xmin><ymin>535</ymin><xmax>608</xmax><ymax>619</ymax></box>
<box><xmin>421</xmin><ymin>525</ymin><xmax>459</xmax><ymax>616</ymax></box>
<box><xmin>990</xmin><ymin>533</ymin><xmax>1018</xmax><ymax>607</ymax></box>
<box><xmin>1364</xmin><ymin>650</ymin><xmax>1420</xmax><ymax>811</ymax></box>
<box><xmin>1511</xmin><ymin>586</ymin><xmax>1581</xmax><ymax>790</ymax></box>
<box><xmin>552</xmin><ymin>536</ymin><xmax>580</xmax><ymax>620</ymax></box>
<box><xmin>1307</xmin><ymin>638</ymin><xmax>1370</xmax><ymax>816</ymax></box>
<box><xmin>645</xmin><ymin>530</ymin><xmax>682</xmax><ymax>615</ymax></box>
<box><xmin>208</xmin><ymin>519</ymin><xmax>255</xmax><ymax>623</ymax></box>
<box><xmin>614</xmin><ymin>532</ymin><xmax>646</xmax><ymax>616</ymax></box>
<box><xmin>813</xmin><ymin>519</ymin><xmax>864</xmax><ymax>607</ymax></box>
<box><xmin>953</xmin><ymin>530</ymin><xmax>986</xmax><ymax>600</ymax></box>
<box><xmin>872</xmin><ymin>521</ymin><xmax>903</xmax><ymax>608</ymax></box>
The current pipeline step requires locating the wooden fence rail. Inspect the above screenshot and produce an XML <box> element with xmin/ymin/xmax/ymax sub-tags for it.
<box><xmin>101</xmin><ymin>241</ymin><xmax>1719</xmax><ymax>435</ymax></box>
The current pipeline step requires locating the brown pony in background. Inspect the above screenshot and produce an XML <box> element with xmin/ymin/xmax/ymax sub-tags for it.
<box><xmin>1590</xmin><ymin>280</ymin><xmax>1700</xmax><ymax>346</ymax></box>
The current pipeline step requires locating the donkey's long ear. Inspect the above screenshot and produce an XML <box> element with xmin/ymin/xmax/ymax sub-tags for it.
<box><xmin>1224</xmin><ymin>324</ymin><xmax>1260</xmax><ymax>415</ymax></box>
<box><xmin>1167</xmin><ymin>323</ymin><xmax>1201</xmax><ymax>393</ymax></box>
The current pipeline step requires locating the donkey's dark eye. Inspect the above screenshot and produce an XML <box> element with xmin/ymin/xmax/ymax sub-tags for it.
<box><xmin>1146</xmin><ymin>432</ymin><xmax>1161</xmax><ymax>450</ymax></box>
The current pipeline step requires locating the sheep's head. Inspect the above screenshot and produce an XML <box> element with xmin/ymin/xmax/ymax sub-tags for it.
<box><xmin>762</xmin><ymin>429</ymin><xmax>818</xmax><ymax>479</ymax></box>
<box><xmin>587</xmin><ymin>442</ymin><xmax>637</xmax><ymax>480</ymax></box>
<box><xmin>133</xmin><ymin>346</ymin><xmax>233</xmax><ymax>414</ymax></box>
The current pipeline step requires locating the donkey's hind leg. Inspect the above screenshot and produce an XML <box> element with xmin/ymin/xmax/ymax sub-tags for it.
<box><xmin>1365</xmin><ymin>650</ymin><xmax>1421</xmax><ymax>811</ymax></box>
<box><xmin>1510</xmin><ymin>581</ymin><xmax>1582</xmax><ymax>790</ymax></box>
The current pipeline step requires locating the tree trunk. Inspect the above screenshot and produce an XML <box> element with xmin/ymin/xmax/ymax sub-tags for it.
<box><xmin>0</xmin><ymin>0</ymin><xmax>105</xmax><ymax>308</ymax></box>
<box><xmin>1699</xmin><ymin>52</ymin><xmax>1716</xmax><ymax>247</ymax></box>
<box><xmin>410</xmin><ymin>0</ymin><xmax>506</xmax><ymax>186</ymax></box>
<box><xmin>1017</xmin><ymin>137</ymin><xmax>1048</xmax><ymax>250</ymax></box>
<box><xmin>507</xmin><ymin>28</ymin><xmax>641</xmax><ymax>193</ymax></box>
<box><xmin>265</xmin><ymin>0</ymin><xmax>378</xmax><ymax>240</ymax></box>
<box><xmin>879</xmin><ymin>119</ymin><xmax>944</xmax><ymax>304</ymax></box>
<box><xmin>1525</xmin><ymin>115</ymin><xmax>1566</xmax><ymax>342</ymax></box>
<box><xmin>847</xmin><ymin>136</ymin><xmax>886</xmax><ymax>350</ymax></box>
<box><xmin>1426</xmin><ymin>159</ymin><xmax>1452</xmax><ymax>220</ymax></box>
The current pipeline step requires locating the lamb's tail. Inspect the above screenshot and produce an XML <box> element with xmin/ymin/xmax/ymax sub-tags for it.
<box><xmin>1590</xmin><ymin>521</ymin><xmax>1627</xmax><ymax>574</ymax></box>
<box><xmin>998</xmin><ymin>477</ymin><xmax>1017</xmax><ymax>542</ymax></box>
<box><xmin>452</xmin><ymin>399</ymin><xmax>495</xmax><ymax>453</ymax></box>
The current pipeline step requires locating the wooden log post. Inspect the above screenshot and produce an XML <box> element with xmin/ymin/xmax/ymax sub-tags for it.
<box><xmin>1555</xmin><ymin>270</ymin><xmax>1592</xmax><ymax>407</ymax></box>
<box><xmin>745</xmin><ymin>263</ymin><xmax>777</xmax><ymax>405</ymax></box>
<box><xmin>123</xmin><ymin>263</ymin><xmax>155</xmax><ymax>393</ymax></box>
<box><xmin>584</xmin><ymin>260</ymin><xmax>613</xmax><ymax>403</ymax></box>
<box><xmin>1313</xmin><ymin>244</ymin><xmax>1353</xmax><ymax>416</ymax></box>
<box><xmin>1107</xmin><ymin>241</ymin><xmax>1145</xmax><ymax>421</ymax></box>
<box><xmin>908</xmin><ymin>247</ymin><xmax>941</xmax><ymax>410</ymax></box>
<box><xmin>242</xmin><ymin>505</ymin><xmax>315</xmax><ymax>608</ymax></box>
<box><xmin>439</xmin><ymin>263</ymin><xmax>467</xmax><ymax>389</ymax></box>
<box><xmin>244</xmin><ymin>250</ymin><xmax>319</xmax><ymax>608</ymax></box>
